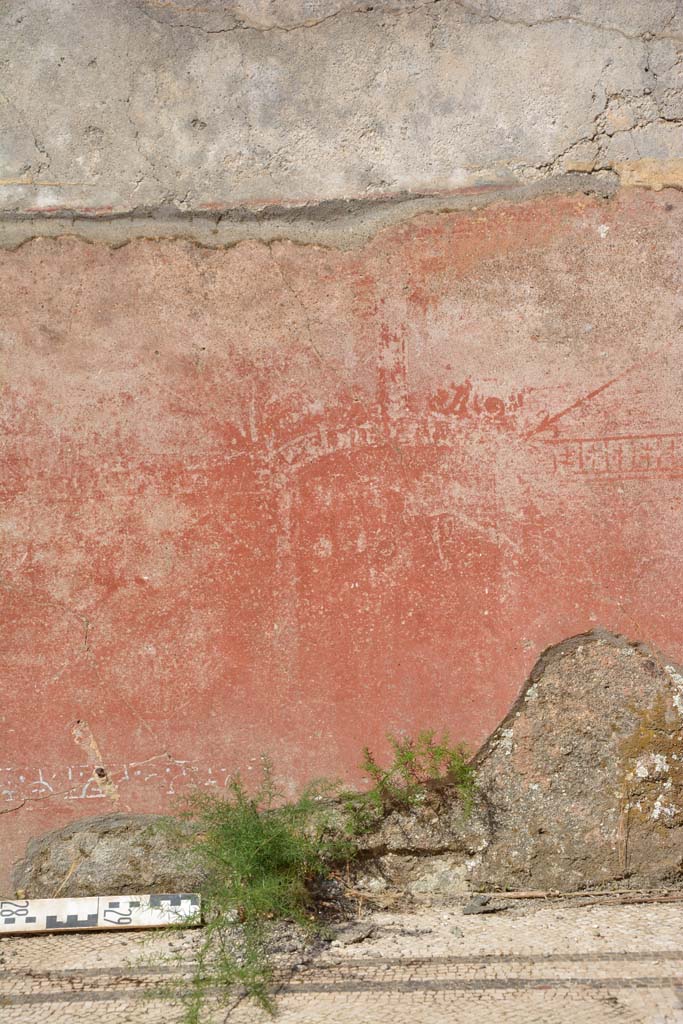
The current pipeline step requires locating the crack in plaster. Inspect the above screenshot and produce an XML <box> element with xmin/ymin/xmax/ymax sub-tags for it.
<box><xmin>448</xmin><ymin>1</ymin><xmax>683</xmax><ymax>44</ymax></box>
<box><xmin>133</xmin><ymin>0</ymin><xmax>683</xmax><ymax>43</ymax></box>
<box><xmin>135</xmin><ymin>0</ymin><xmax>446</xmax><ymax>35</ymax></box>
<box><xmin>125</xmin><ymin>93</ymin><xmax>165</xmax><ymax>199</ymax></box>
<box><xmin>0</xmin><ymin>90</ymin><xmax>52</xmax><ymax>179</ymax></box>
<box><xmin>268</xmin><ymin>245</ymin><xmax>326</xmax><ymax>368</ymax></box>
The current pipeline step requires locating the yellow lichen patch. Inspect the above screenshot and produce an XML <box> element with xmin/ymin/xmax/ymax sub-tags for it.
<box><xmin>616</xmin><ymin>159</ymin><xmax>683</xmax><ymax>191</ymax></box>
<box><xmin>619</xmin><ymin>693</ymin><xmax>683</xmax><ymax>833</ymax></box>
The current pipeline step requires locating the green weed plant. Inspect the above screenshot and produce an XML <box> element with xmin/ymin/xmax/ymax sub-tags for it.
<box><xmin>169</xmin><ymin>734</ymin><xmax>474</xmax><ymax>1021</ymax></box>
<box><xmin>342</xmin><ymin>729</ymin><xmax>475</xmax><ymax>833</ymax></box>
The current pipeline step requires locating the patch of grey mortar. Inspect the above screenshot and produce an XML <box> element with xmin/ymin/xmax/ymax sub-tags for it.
<box><xmin>0</xmin><ymin>173</ymin><xmax>618</xmax><ymax>251</ymax></box>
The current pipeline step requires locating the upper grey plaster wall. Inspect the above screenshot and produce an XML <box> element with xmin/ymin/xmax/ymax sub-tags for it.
<box><xmin>1</xmin><ymin>0</ymin><xmax>682</xmax><ymax>217</ymax></box>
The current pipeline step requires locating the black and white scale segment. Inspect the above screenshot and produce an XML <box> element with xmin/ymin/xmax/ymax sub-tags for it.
<box><xmin>0</xmin><ymin>894</ymin><xmax>201</xmax><ymax>934</ymax></box>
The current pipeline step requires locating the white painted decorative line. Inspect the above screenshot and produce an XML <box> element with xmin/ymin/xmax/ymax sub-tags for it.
<box><xmin>0</xmin><ymin>893</ymin><xmax>201</xmax><ymax>934</ymax></box>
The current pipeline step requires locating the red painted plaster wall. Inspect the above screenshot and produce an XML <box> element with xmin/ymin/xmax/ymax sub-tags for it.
<box><xmin>2</xmin><ymin>189</ymin><xmax>683</xmax><ymax>885</ymax></box>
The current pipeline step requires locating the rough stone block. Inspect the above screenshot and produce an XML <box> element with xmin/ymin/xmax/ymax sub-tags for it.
<box><xmin>11</xmin><ymin>814</ymin><xmax>203</xmax><ymax>899</ymax></box>
<box><xmin>473</xmin><ymin>631</ymin><xmax>683</xmax><ymax>891</ymax></box>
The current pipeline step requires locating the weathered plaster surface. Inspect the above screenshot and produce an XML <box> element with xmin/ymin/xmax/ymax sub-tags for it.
<box><xmin>1</xmin><ymin>187</ymin><xmax>683</xmax><ymax>885</ymax></box>
<box><xmin>2</xmin><ymin>0</ymin><xmax>683</xmax><ymax>890</ymax></box>
<box><xmin>0</xmin><ymin>0</ymin><xmax>682</xmax><ymax>216</ymax></box>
